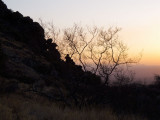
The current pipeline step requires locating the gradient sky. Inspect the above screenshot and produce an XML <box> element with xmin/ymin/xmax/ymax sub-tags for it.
<box><xmin>4</xmin><ymin>0</ymin><xmax>160</xmax><ymax>65</ymax></box>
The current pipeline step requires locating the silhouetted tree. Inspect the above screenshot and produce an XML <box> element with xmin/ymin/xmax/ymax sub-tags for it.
<box><xmin>154</xmin><ymin>74</ymin><xmax>160</xmax><ymax>86</ymax></box>
<box><xmin>88</xmin><ymin>27</ymin><xmax>141</xmax><ymax>85</ymax></box>
<box><xmin>62</xmin><ymin>24</ymin><xmax>97</xmax><ymax>71</ymax></box>
<box><xmin>39</xmin><ymin>21</ymin><xmax>141</xmax><ymax>85</ymax></box>
<box><xmin>39</xmin><ymin>19</ymin><xmax>60</xmax><ymax>42</ymax></box>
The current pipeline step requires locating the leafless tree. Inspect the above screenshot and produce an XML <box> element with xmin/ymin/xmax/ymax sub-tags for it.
<box><xmin>39</xmin><ymin>19</ymin><xmax>67</xmax><ymax>57</ymax></box>
<box><xmin>62</xmin><ymin>24</ymin><xmax>98</xmax><ymax>71</ymax></box>
<box><xmin>39</xmin><ymin>20</ymin><xmax>141</xmax><ymax>85</ymax></box>
<box><xmin>88</xmin><ymin>27</ymin><xmax>141</xmax><ymax>85</ymax></box>
<box><xmin>39</xmin><ymin>18</ymin><xmax>60</xmax><ymax>42</ymax></box>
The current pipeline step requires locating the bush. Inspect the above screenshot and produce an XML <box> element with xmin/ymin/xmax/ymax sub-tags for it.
<box><xmin>154</xmin><ymin>74</ymin><xmax>160</xmax><ymax>86</ymax></box>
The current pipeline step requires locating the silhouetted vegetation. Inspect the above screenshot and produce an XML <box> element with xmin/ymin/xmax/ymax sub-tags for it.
<box><xmin>39</xmin><ymin>22</ymin><xmax>141</xmax><ymax>85</ymax></box>
<box><xmin>0</xmin><ymin>0</ymin><xmax>160</xmax><ymax>120</ymax></box>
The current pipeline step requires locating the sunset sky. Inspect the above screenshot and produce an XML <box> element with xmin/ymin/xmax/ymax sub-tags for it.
<box><xmin>5</xmin><ymin>0</ymin><xmax>160</xmax><ymax>66</ymax></box>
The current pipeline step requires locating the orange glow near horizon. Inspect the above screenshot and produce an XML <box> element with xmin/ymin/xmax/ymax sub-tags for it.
<box><xmin>120</xmin><ymin>22</ymin><xmax>160</xmax><ymax>66</ymax></box>
<box><xmin>140</xmin><ymin>53</ymin><xmax>160</xmax><ymax>66</ymax></box>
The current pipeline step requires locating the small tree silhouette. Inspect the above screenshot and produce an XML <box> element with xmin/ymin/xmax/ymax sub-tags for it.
<box><xmin>154</xmin><ymin>74</ymin><xmax>160</xmax><ymax>85</ymax></box>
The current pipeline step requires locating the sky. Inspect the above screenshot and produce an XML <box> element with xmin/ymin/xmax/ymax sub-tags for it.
<box><xmin>4</xmin><ymin>0</ymin><xmax>160</xmax><ymax>66</ymax></box>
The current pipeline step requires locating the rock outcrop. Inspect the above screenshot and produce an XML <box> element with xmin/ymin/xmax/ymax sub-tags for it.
<box><xmin>0</xmin><ymin>0</ymin><xmax>46</xmax><ymax>54</ymax></box>
<box><xmin>0</xmin><ymin>1</ymin><xmax>105</xmax><ymax>109</ymax></box>
<box><xmin>0</xmin><ymin>0</ymin><xmax>61</xmax><ymax>92</ymax></box>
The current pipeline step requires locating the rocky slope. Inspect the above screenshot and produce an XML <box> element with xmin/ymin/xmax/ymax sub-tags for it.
<box><xmin>0</xmin><ymin>0</ymin><xmax>101</xmax><ymax>105</ymax></box>
<box><xmin>0</xmin><ymin>0</ymin><xmax>54</xmax><ymax>89</ymax></box>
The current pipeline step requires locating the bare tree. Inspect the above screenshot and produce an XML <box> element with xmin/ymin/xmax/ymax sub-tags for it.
<box><xmin>39</xmin><ymin>19</ymin><xmax>67</xmax><ymax>57</ymax></box>
<box><xmin>39</xmin><ymin>20</ymin><xmax>141</xmax><ymax>85</ymax></box>
<box><xmin>63</xmin><ymin>24</ymin><xmax>98</xmax><ymax>71</ymax></box>
<box><xmin>88</xmin><ymin>27</ymin><xmax>141</xmax><ymax>85</ymax></box>
<box><xmin>39</xmin><ymin>18</ymin><xmax>60</xmax><ymax>42</ymax></box>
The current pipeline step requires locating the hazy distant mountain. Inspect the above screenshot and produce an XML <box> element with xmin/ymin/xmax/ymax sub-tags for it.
<box><xmin>131</xmin><ymin>65</ymin><xmax>160</xmax><ymax>84</ymax></box>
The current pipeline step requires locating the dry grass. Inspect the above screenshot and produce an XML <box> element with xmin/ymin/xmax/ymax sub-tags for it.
<box><xmin>0</xmin><ymin>93</ymin><xmax>147</xmax><ymax>120</ymax></box>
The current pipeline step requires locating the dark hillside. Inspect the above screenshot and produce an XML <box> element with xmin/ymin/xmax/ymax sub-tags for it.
<box><xmin>0</xmin><ymin>0</ymin><xmax>45</xmax><ymax>54</ymax></box>
<box><xmin>0</xmin><ymin>0</ymin><xmax>102</xmax><ymax>106</ymax></box>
